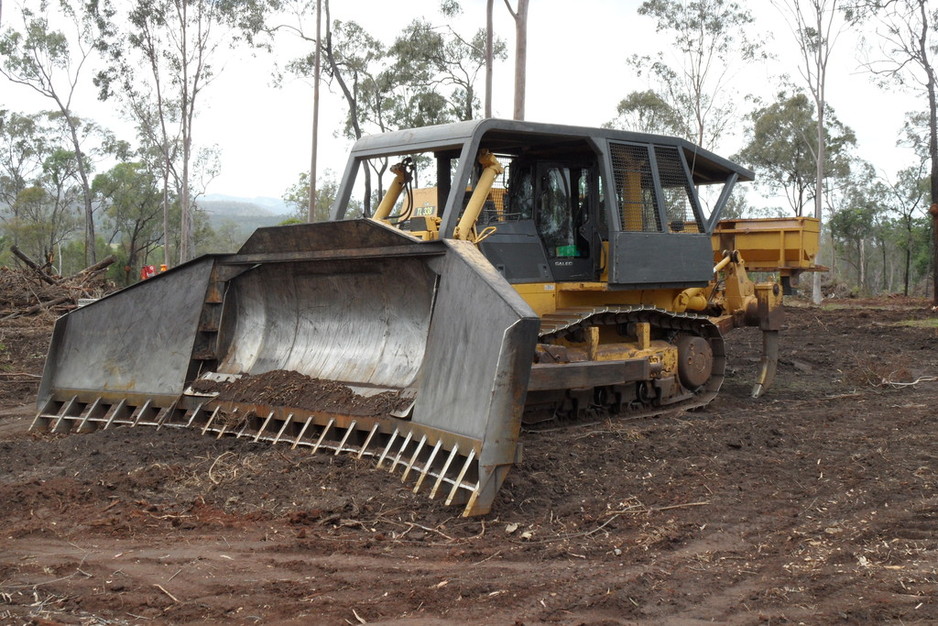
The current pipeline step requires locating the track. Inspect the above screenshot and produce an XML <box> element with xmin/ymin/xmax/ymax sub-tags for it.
<box><xmin>532</xmin><ymin>305</ymin><xmax>726</xmax><ymax>420</ymax></box>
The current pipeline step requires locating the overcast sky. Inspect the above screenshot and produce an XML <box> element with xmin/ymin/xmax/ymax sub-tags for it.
<box><xmin>1</xmin><ymin>0</ymin><xmax>924</xmax><ymax>205</ymax></box>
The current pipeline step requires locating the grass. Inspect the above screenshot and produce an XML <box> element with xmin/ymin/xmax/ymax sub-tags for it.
<box><xmin>895</xmin><ymin>318</ymin><xmax>938</xmax><ymax>329</ymax></box>
<box><xmin>818</xmin><ymin>303</ymin><xmax>893</xmax><ymax>311</ymax></box>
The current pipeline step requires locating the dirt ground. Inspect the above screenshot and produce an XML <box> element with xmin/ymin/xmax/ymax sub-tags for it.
<box><xmin>1</xmin><ymin>298</ymin><xmax>937</xmax><ymax>625</ymax></box>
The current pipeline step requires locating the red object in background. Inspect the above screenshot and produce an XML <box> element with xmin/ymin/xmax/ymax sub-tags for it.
<box><xmin>140</xmin><ymin>265</ymin><xmax>157</xmax><ymax>280</ymax></box>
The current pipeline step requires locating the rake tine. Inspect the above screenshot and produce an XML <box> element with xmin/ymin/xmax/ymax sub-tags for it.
<box><xmin>103</xmin><ymin>398</ymin><xmax>126</xmax><ymax>430</ymax></box>
<box><xmin>185</xmin><ymin>403</ymin><xmax>205</xmax><ymax>428</ymax></box>
<box><xmin>358</xmin><ymin>423</ymin><xmax>381</xmax><ymax>459</ymax></box>
<box><xmin>292</xmin><ymin>415</ymin><xmax>314</xmax><ymax>449</ymax></box>
<box><xmin>51</xmin><ymin>396</ymin><xmax>77</xmax><ymax>433</ymax></box>
<box><xmin>201</xmin><ymin>406</ymin><xmax>221</xmax><ymax>435</ymax></box>
<box><xmin>254</xmin><ymin>411</ymin><xmax>275</xmax><ymax>442</ymax></box>
<box><xmin>389</xmin><ymin>431</ymin><xmax>414</xmax><ymax>473</ymax></box>
<box><xmin>462</xmin><ymin>483</ymin><xmax>482</xmax><ymax>518</ymax></box>
<box><xmin>132</xmin><ymin>399</ymin><xmax>152</xmax><ymax>427</ymax></box>
<box><xmin>29</xmin><ymin>397</ymin><xmax>57</xmax><ymax>431</ymax></box>
<box><xmin>446</xmin><ymin>447</ymin><xmax>476</xmax><ymax>506</ymax></box>
<box><xmin>430</xmin><ymin>444</ymin><xmax>459</xmax><ymax>500</ymax></box>
<box><xmin>217</xmin><ymin>408</ymin><xmax>238</xmax><ymax>439</ymax></box>
<box><xmin>401</xmin><ymin>435</ymin><xmax>427</xmax><ymax>482</ymax></box>
<box><xmin>272</xmin><ymin>413</ymin><xmax>294</xmax><ymax>444</ymax></box>
<box><xmin>376</xmin><ymin>428</ymin><xmax>400</xmax><ymax>468</ymax></box>
<box><xmin>311</xmin><ymin>418</ymin><xmax>335</xmax><ymax>454</ymax></box>
<box><xmin>76</xmin><ymin>397</ymin><xmax>101</xmax><ymax>433</ymax></box>
<box><xmin>235</xmin><ymin>409</ymin><xmax>252</xmax><ymax>438</ymax></box>
<box><xmin>155</xmin><ymin>400</ymin><xmax>179</xmax><ymax>430</ymax></box>
<box><xmin>335</xmin><ymin>421</ymin><xmax>357</xmax><ymax>455</ymax></box>
<box><xmin>413</xmin><ymin>440</ymin><xmax>443</xmax><ymax>494</ymax></box>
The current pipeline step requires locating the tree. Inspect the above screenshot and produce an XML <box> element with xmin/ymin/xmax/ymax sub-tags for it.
<box><xmin>318</xmin><ymin>9</ymin><xmax>385</xmax><ymax>212</ymax></box>
<box><xmin>852</xmin><ymin>0</ymin><xmax>938</xmax><ymax>303</ymax></box>
<box><xmin>93</xmin><ymin>162</ymin><xmax>164</xmax><ymax>285</ymax></box>
<box><xmin>605</xmin><ymin>89</ymin><xmax>687</xmax><ymax>136</ymax></box>
<box><xmin>773</xmin><ymin>0</ymin><xmax>847</xmax><ymax>303</ymax></box>
<box><xmin>828</xmin><ymin>163</ymin><xmax>882</xmax><ymax>292</ymax></box>
<box><xmin>7</xmin><ymin>148</ymin><xmax>83</xmax><ymax>265</ymax></box>
<box><xmin>735</xmin><ymin>92</ymin><xmax>855</xmax><ymax>216</ymax></box>
<box><xmin>0</xmin><ymin>0</ymin><xmax>108</xmax><ymax>264</ymax></box>
<box><xmin>503</xmin><ymin>0</ymin><xmax>528</xmax><ymax>120</ymax></box>
<box><xmin>628</xmin><ymin>0</ymin><xmax>761</xmax><ymax>150</ymax></box>
<box><xmin>283</xmin><ymin>170</ymin><xmax>359</xmax><ymax>222</ymax></box>
<box><xmin>0</xmin><ymin>110</ymin><xmax>50</xmax><ymax>221</ymax></box>
<box><xmin>485</xmin><ymin>0</ymin><xmax>494</xmax><ymax>117</ymax></box>
<box><xmin>95</xmin><ymin>0</ymin><xmax>272</xmax><ymax>264</ymax></box>
<box><xmin>388</xmin><ymin>12</ymin><xmax>506</xmax><ymax>123</ymax></box>
<box><xmin>883</xmin><ymin>165</ymin><xmax>930</xmax><ymax>295</ymax></box>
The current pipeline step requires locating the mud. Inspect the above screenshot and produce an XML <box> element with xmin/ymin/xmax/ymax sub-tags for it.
<box><xmin>1</xmin><ymin>299</ymin><xmax>937</xmax><ymax>624</ymax></box>
<box><xmin>191</xmin><ymin>370</ymin><xmax>413</xmax><ymax>417</ymax></box>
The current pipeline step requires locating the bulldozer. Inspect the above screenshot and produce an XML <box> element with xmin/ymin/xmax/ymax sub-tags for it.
<box><xmin>32</xmin><ymin>119</ymin><xmax>810</xmax><ymax>516</ymax></box>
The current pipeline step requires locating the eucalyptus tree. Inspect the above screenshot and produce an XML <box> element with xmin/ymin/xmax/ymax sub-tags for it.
<box><xmin>0</xmin><ymin>0</ymin><xmax>109</xmax><ymax>264</ymax></box>
<box><xmin>389</xmin><ymin>9</ymin><xmax>506</xmax><ymax>122</ymax></box>
<box><xmin>8</xmin><ymin>147</ymin><xmax>83</xmax><ymax>265</ymax></box>
<box><xmin>883</xmin><ymin>165</ymin><xmax>930</xmax><ymax>295</ymax></box>
<box><xmin>851</xmin><ymin>0</ymin><xmax>938</xmax><ymax>302</ymax></box>
<box><xmin>92</xmin><ymin>162</ymin><xmax>164</xmax><ymax>285</ymax></box>
<box><xmin>503</xmin><ymin>0</ymin><xmax>528</xmax><ymax>120</ymax></box>
<box><xmin>828</xmin><ymin>162</ymin><xmax>883</xmax><ymax>291</ymax></box>
<box><xmin>604</xmin><ymin>90</ymin><xmax>688</xmax><ymax>136</ymax></box>
<box><xmin>94</xmin><ymin>0</ymin><xmax>273</xmax><ymax>264</ymax></box>
<box><xmin>0</xmin><ymin>110</ymin><xmax>50</xmax><ymax>219</ymax></box>
<box><xmin>627</xmin><ymin>0</ymin><xmax>762</xmax><ymax>151</ymax></box>
<box><xmin>282</xmin><ymin>170</ymin><xmax>359</xmax><ymax>223</ymax></box>
<box><xmin>735</xmin><ymin>92</ymin><xmax>855</xmax><ymax>217</ymax></box>
<box><xmin>772</xmin><ymin>0</ymin><xmax>847</xmax><ymax>302</ymax></box>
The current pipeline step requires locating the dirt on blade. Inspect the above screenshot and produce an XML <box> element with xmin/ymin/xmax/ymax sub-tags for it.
<box><xmin>190</xmin><ymin>369</ymin><xmax>413</xmax><ymax>417</ymax></box>
<box><xmin>1</xmin><ymin>298</ymin><xmax>937</xmax><ymax>624</ymax></box>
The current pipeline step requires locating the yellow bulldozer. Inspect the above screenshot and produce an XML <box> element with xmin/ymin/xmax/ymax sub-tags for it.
<box><xmin>32</xmin><ymin>120</ymin><xmax>819</xmax><ymax>516</ymax></box>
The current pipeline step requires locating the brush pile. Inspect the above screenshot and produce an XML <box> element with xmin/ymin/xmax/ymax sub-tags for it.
<box><xmin>0</xmin><ymin>246</ymin><xmax>116</xmax><ymax>319</ymax></box>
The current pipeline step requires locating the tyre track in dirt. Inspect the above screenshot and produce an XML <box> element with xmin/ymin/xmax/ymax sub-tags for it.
<box><xmin>1</xmin><ymin>300</ymin><xmax>937</xmax><ymax>624</ymax></box>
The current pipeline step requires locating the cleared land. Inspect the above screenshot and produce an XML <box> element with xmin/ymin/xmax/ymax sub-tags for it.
<box><xmin>1</xmin><ymin>298</ymin><xmax>937</xmax><ymax>624</ymax></box>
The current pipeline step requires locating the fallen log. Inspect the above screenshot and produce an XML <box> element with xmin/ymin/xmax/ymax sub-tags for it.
<box><xmin>69</xmin><ymin>255</ymin><xmax>116</xmax><ymax>281</ymax></box>
<box><xmin>2</xmin><ymin>294</ymin><xmax>74</xmax><ymax>320</ymax></box>
<box><xmin>10</xmin><ymin>246</ymin><xmax>57</xmax><ymax>286</ymax></box>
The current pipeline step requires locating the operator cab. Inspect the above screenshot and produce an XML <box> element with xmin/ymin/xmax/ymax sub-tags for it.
<box><xmin>477</xmin><ymin>156</ymin><xmax>604</xmax><ymax>283</ymax></box>
<box><xmin>335</xmin><ymin>119</ymin><xmax>752</xmax><ymax>289</ymax></box>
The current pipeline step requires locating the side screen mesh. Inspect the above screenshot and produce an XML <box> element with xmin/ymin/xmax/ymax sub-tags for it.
<box><xmin>610</xmin><ymin>143</ymin><xmax>660</xmax><ymax>232</ymax></box>
<box><xmin>655</xmin><ymin>145</ymin><xmax>701</xmax><ymax>233</ymax></box>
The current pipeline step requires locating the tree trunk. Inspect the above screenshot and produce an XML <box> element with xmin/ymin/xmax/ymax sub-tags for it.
<box><xmin>63</xmin><ymin>111</ymin><xmax>96</xmax><ymax>266</ymax></box>
<box><xmin>811</xmin><ymin>102</ymin><xmax>824</xmax><ymax>304</ymax></box>
<box><xmin>308</xmin><ymin>0</ymin><xmax>322</xmax><ymax>223</ymax></box>
<box><xmin>859</xmin><ymin>237</ymin><xmax>866</xmax><ymax>292</ymax></box>
<box><xmin>162</xmin><ymin>171</ymin><xmax>171</xmax><ymax>267</ymax></box>
<box><xmin>505</xmin><ymin>0</ymin><xmax>528</xmax><ymax>120</ymax></box>
<box><xmin>915</xmin><ymin>0</ymin><xmax>938</xmax><ymax>304</ymax></box>
<box><xmin>11</xmin><ymin>245</ymin><xmax>57</xmax><ymax>285</ymax></box>
<box><xmin>485</xmin><ymin>0</ymin><xmax>493</xmax><ymax>118</ymax></box>
<box><xmin>904</xmin><ymin>238</ymin><xmax>911</xmax><ymax>296</ymax></box>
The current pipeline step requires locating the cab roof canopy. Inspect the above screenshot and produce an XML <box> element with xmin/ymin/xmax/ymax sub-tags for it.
<box><xmin>349</xmin><ymin>118</ymin><xmax>754</xmax><ymax>186</ymax></box>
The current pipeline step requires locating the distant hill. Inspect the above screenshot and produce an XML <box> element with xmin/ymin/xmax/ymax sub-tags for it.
<box><xmin>197</xmin><ymin>194</ymin><xmax>295</xmax><ymax>238</ymax></box>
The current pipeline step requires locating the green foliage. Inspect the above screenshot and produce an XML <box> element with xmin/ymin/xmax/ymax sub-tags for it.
<box><xmin>199</xmin><ymin>220</ymin><xmax>244</xmax><ymax>254</ymax></box>
<box><xmin>298</xmin><ymin>2</ymin><xmax>504</xmax><ymax>143</ymax></box>
<box><xmin>0</xmin><ymin>110</ymin><xmax>52</xmax><ymax>209</ymax></box>
<box><xmin>283</xmin><ymin>170</ymin><xmax>361</xmax><ymax>222</ymax></box>
<box><xmin>627</xmin><ymin>0</ymin><xmax>762</xmax><ymax>148</ymax></box>
<box><xmin>735</xmin><ymin>92</ymin><xmax>855</xmax><ymax>216</ymax></box>
<box><xmin>0</xmin><ymin>0</ymin><xmax>115</xmax><ymax>264</ymax></box>
<box><xmin>605</xmin><ymin>89</ymin><xmax>687</xmax><ymax>136</ymax></box>
<box><xmin>92</xmin><ymin>161</ymin><xmax>164</xmax><ymax>285</ymax></box>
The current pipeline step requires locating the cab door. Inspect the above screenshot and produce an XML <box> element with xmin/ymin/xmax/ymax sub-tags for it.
<box><xmin>535</xmin><ymin>162</ymin><xmax>600</xmax><ymax>282</ymax></box>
